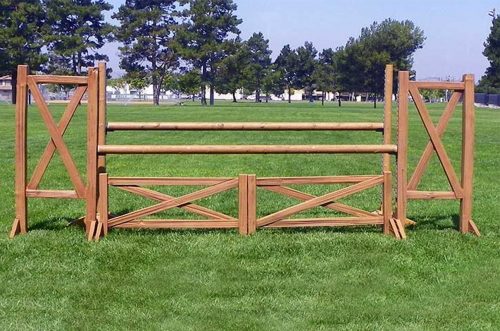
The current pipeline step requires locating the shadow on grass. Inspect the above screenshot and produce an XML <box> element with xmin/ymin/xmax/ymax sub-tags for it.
<box><xmin>407</xmin><ymin>213</ymin><xmax>461</xmax><ymax>231</ymax></box>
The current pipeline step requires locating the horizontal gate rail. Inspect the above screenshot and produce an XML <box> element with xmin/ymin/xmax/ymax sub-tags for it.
<box><xmin>98</xmin><ymin>144</ymin><xmax>398</xmax><ymax>155</ymax></box>
<box><xmin>106</xmin><ymin>122</ymin><xmax>385</xmax><ymax>131</ymax></box>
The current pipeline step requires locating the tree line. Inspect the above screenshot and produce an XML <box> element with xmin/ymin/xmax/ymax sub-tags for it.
<box><xmin>0</xmin><ymin>0</ymin><xmax>425</xmax><ymax>107</ymax></box>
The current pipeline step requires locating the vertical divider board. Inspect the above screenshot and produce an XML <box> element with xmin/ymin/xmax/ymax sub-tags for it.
<box><xmin>397</xmin><ymin>71</ymin><xmax>480</xmax><ymax>236</ymax></box>
<box><xmin>9</xmin><ymin>64</ymin><xmax>101</xmax><ymax>239</ymax></box>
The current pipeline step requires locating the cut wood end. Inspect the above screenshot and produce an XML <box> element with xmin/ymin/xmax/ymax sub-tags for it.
<box><xmin>9</xmin><ymin>219</ymin><xmax>21</xmax><ymax>239</ymax></box>
<box><xmin>468</xmin><ymin>220</ymin><xmax>481</xmax><ymax>237</ymax></box>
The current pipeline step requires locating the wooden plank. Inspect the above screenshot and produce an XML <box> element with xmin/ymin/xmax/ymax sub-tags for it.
<box><xmin>409</xmin><ymin>85</ymin><xmax>464</xmax><ymax>197</ymax></box>
<box><xmin>14</xmin><ymin>65</ymin><xmax>28</xmax><ymax>235</ymax></box>
<box><xmin>85</xmin><ymin>67</ymin><xmax>99</xmax><ymax>233</ymax></box>
<box><xmin>407</xmin><ymin>190</ymin><xmax>457</xmax><ymax>200</ymax></box>
<box><xmin>118</xmin><ymin>185</ymin><xmax>236</xmax><ymax>221</ymax></box>
<box><xmin>98</xmin><ymin>144</ymin><xmax>398</xmax><ymax>155</ymax></box>
<box><xmin>460</xmin><ymin>74</ymin><xmax>475</xmax><ymax>233</ymax></box>
<box><xmin>27</xmin><ymin>77</ymin><xmax>86</xmax><ymax>198</ymax></box>
<box><xmin>108</xmin><ymin>179</ymin><xmax>238</xmax><ymax>227</ymax></box>
<box><xmin>31</xmin><ymin>75</ymin><xmax>88</xmax><ymax>85</ymax></box>
<box><xmin>26</xmin><ymin>189</ymin><xmax>79</xmax><ymax>199</ymax></box>
<box><xmin>257</xmin><ymin>176</ymin><xmax>384</xmax><ymax>227</ymax></box>
<box><xmin>383</xmin><ymin>171</ymin><xmax>392</xmax><ymax>235</ymax></box>
<box><xmin>468</xmin><ymin>220</ymin><xmax>480</xmax><ymax>236</ymax></box>
<box><xmin>261</xmin><ymin>185</ymin><xmax>375</xmax><ymax>217</ymax></box>
<box><xmin>109</xmin><ymin>177</ymin><xmax>232</xmax><ymax>186</ymax></box>
<box><xmin>107</xmin><ymin>122</ymin><xmax>385</xmax><ymax>131</ymax></box>
<box><xmin>264</xmin><ymin>217</ymin><xmax>384</xmax><ymax>228</ymax></box>
<box><xmin>238</xmin><ymin>174</ymin><xmax>248</xmax><ymax>235</ymax></box>
<box><xmin>97</xmin><ymin>62</ymin><xmax>107</xmax><ymax>172</ymax></box>
<box><xmin>408</xmin><ymin>91</ymin><xmax>462</xmax><ymax>190</ymax></box>
<box><xmin>27</xmin><ymin>85</ymin><xmax>87</xmax><ymax>189</ymax></box>
<box><xmin>256</xmin><ymin>175</ymin><xmax>377</xmax><ymax>186</ymax></box>
<box><xmin>383</xmin><ymin>64</ymin><xmax>393</xmax><ymax>173</ymax></box>
<box><xmin>113</xmin><ymin>220</ymin><xmax>239</xmax><ymax>229</ymax></box>
<box><xmin>9</xmin><ymin>219</ymin><xmax>21</xmax><ymax>239</ymax></box>
<box><xmin>98</xmin><ymin>173</ymin><xmax>109</xmax><ymax>236</ymax></box>
<box><xmin>396</xmin><ymin>71</ymin><xmax>409</xmax><ymax>228</ymax></box>
<box><xmin>247</xmin><ymin>174</ymin><xmax>257</xmax><ymax>234</ymax></box>
<box><xmin>410</xmin><ymin>81</ymin><xmax>465</xmax><ymax>90</ymax></box>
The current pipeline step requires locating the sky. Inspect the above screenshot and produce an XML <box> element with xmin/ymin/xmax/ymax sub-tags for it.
<box><xmin>104</xmin><ymin>0</ymin><xmax>498</xmax><ymax>81</ymax></box>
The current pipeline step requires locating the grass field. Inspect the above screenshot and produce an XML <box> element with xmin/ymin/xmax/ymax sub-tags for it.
<box><xmin>0</xmin><ymin>100</ymin><xmax>499</xmax><ymax>330</ymax></box>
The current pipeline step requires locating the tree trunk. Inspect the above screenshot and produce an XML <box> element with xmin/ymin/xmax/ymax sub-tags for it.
<box><xmin>373</xmin><ymin>94</ymin><xmax>377</xmax><ymax>108</ymax></box>
<box><xmin>209</xmin><ymin>84</ymin><xmax>215</xmax><ymax>106</ymax></box>
<box><xmin>255</xmin><ymin>89</ymin><xmax>260</xmax><ymax>103</ymax></box>
<box><xmin>201</xmin><ymin>65</ymin><xmax>207</xmax><ymax>106</ymax></box>
<box><xmin>192</xmin><ymin>94</ymin><xmax>195</xmax><ymax>102</ymax></box>
<box><xmin>288</xmin><ymin>87</ymin><xmax>292</xmax><ymax>103</ymax></box>
<box><xmin>77</xmin><ymin>52</ymin><xmax>82</xmax><ymax>75</ymax></box>
<box><xmin>11</xmin><ymin>68</ymin><xmax>17</xmax><ymax>104</ymax></box>
<box><xmin>338</xmin><ymin>97</ymin><xmax>341</xmax><ymax>107</ymax></box>
<box><xmin>321</xmin><ymin>92</ymin><xmax>325</xmax><ymax>106</ymax></box>
<box><xmin>232</xmin><ymin>91</ymin><xmax>237</xmax><ymax>103</ymax></box>
<box><xmin>266</xmin><ymin>93</ymin><xmax>269</xmax><ymax>103</ymax></box>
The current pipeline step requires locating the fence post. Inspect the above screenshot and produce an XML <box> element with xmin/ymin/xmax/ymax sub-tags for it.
<box><xmin>396</xmin><ymin>71</ymin><xmax>409</xmax><ymax>231</ymax></box>
<box><xmin>10</xmin><ymin>65</ymin><xmax>29</xmax><ymax>238</ymax></box>
<box><xmin>460</xmin><ymin>74</ymin><xmax>475</xmax><ymax>234</ymax></box>
<box><xmin>238</xmin><ymin>174</ymin><xmax>249</xmax><ymax>235</ymax></box>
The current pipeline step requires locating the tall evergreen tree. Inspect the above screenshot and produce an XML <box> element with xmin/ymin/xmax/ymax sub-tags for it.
<box><xmin>215</xmin><ymin>39</ymin><xmax>248</xmax><ymax>102</ymax></box>
<box><xmin>176</xmin><ymin>0</ymin><xmax>241</xmax><ymax>106</ymax></box>
<box><xmin>0</xmin><ymin>0</ymin><xmax>48</xmax><ymax>103</ymax></box>
<box><xmin>295</xmin><ymin>41</ymin><xmax>318</xmax><ymax>102</ymax></box>
<box><xmin>44</xmin><ymin>0</ymin><xmax>113</xmax><ymax>75</ymax></box>
<box><xmin>241</xmin><ymin>32</ymin><xmax>272</xmax><ymax>102</ymax></box>
<box><xmin>113</xmin><ymin>0</ymin><xmax>179</xmax><ymax>105</ymax></box>
<box><xmin>275</xmin><ymin>44</ymin><xmax>298</xmax><ymax>103</ymax></box>
<box><xmin>477</xmin><ymin>15</ymin><xmax>500</xmax><ymax>93</ymax></box>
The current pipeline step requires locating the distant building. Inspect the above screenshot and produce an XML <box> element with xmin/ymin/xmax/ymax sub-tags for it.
<box><xmin>0</xmin><ymin>75</ymin><xmax>12</xmax><ymax>101</ymax></box>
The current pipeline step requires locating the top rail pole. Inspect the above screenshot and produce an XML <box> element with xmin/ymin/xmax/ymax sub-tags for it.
<box><xmin>106</xmin><ymin>122</ymin><xmax>385</xmax><ymax>132</ymax></box>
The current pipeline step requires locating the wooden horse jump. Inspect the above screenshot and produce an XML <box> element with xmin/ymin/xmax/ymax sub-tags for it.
<box><xmin>9</xmin><ymin>63</ymin><xmax>478</xmax><ymax>240</ymax></box>
<box><xmin>397</xmin><ymin>72</ymin><xmax>480</xmax><ymax>236</ymax></box>
<box><xmin>9</xmin><ymin>64</ymin><xmax>104</xmax><ymax>240</ymax></box>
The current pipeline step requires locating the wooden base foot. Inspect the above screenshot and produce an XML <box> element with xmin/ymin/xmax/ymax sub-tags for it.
<box><xmin>9</xmin><ymin>218</ymin><xmax>22</xmax><ymax>239</ymax></box>
<box><xmin>87</xmin><ymin>221</ymin><xmax>97</xmax><ymax>241</ymax></box>
<box><xmin>389</xmin><ymin>218</ymin><xmax>407</xmax><ymax>240</ymax></box>
<box><xmin>94</xmin><ymin>222</ymin><xmax>103</xmax><ymax>241</ymax></box>
<box><xmin>468</xmin><ymin>220</ymin><xmax>480</xmax><ymax>237</ymax></box>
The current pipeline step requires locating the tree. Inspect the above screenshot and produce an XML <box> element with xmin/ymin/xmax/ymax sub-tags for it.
<box><xmin>313</xmin><ymin>48</ymin><xmax>336</xmax><ymax>106</ymax></box>
<box><xmin>261</xmin><ymin>66</ymin><xmax>284</xmax><ymax>102</ymax></box>
<box><xmin>477</xmin><ymin>15</ymin><xmax>500</xmax><ymax>93</ymax></box>
<box><xmin>295</xmin><ymin>42</ymin><xmax>318</xmax><ymax>102</ymax></box>
<box><xmin>113</xmin><ymin>0</ymin><xmax>179</xmax><ymax>106</ymax></box>
<box><xmin>124</xmin><ymin>71</ymin><xmax>149</xmax><ymax>100</ymax></box>
<box><xmin>44</xmin><ymin>0</ymin><xmax>113</xmax><ymax>75</ymax></box>
<box><xmin>275</xmin><ymin>44</ymin><xmax>298</xmax><ymax>103</ymax></box>
<box><xmin>176</xmin><ymin>0</ymin><xmax>241</xmax><ymax>106</ymax></box>
<box><xmin>336</xmin><ymin>19</ymin><xmax>425</xmax><ymax>108</ymax></box>
<box><xmin>215</xmin><ymin>39</ymin><xmax>248</xmax><ymax>102</ymax></box>
<box><xmin>241</xmin><ymin>32</ymin><xmax>272</xmax><ymax>102</ymax></box>
<box><xmin>177</xmin><ymin>69</ymin><xmax>202</xmax><ymax>101</ymax></box>
<box><xmin>0</xmin><ymin>0</ymin><xmax>48</xmax><ymax>103</ymax></box>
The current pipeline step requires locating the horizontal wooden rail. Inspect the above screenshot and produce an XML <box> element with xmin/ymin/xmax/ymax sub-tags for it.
<box><xmin>406</xmin><ymin>190</ymin><xmax>459</xmax><ymax>200</ymax></box>
<box><xmin>112</xmin><ymin>220</ymin><xmax>239</xmax><ymax>229</ymax></box>
<box><xmin>25</xmin><ymin>189</ymin><xmax>80</xmax><ymax>199</ymax></box>
<box><xmin>106</xmin><ymin>122</ymin><xmax>385</xmax><ymax>131</ymax></box>
<box><xmin>98</xmin><ymin>144</ymin><xmax>397</xmax><ymax>155</ymax></box>
<box><xmin>31</xmin><ymin>75</ymin><xmax>88</xmax><ymax>85</ymax></box>
<box><xmin>256</xmin><ymin>176</ymin><xmax>379</xmax><ymax>185</ymax></box>
<box><xmin>263</xmin><ymin>217</ymin><xmax>384</xmax><ymax>228</ymax></box>
<box><xmin>409</xmin><ymin>81</ymin><xmax>465</xmax><ymax>90</ymax></box>
<box><xmin>109</xmin><ymin>177</ymin><xmax>234</xmax><ymax>186</ymax></box>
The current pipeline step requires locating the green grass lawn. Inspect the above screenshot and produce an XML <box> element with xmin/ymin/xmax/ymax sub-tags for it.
<box><xmin>0</xmin><ymin>100</ymin><xmax>499</xmax><ymax>330</ymax></box>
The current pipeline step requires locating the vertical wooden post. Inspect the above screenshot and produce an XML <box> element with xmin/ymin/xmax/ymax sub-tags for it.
<box><xmin>247</xmin><ymin>174</ymin><xmax>257</xmax><ymax>234</ymax></box>
<box><xmin>383</xmin><ymin>64</ymin><xmax>393</xmax><ymax>173</ymax></box>
<box><xmin>10</xmin><ymin>65</ymin><xmax>29</xmax><ymax>238</ymax></box>
<box><xmin>460</xmin><ymin>74</ymin><xmax>475</xmax><ymax>234</ymax></box>
<box><xmin>383</xmin><ymin>171</ymin><xmax>392</xmax><ymax>235</ymax></box>
<box><xmin>396</xmin><ymin>71</ymin><xmax>409</xmax><ymax>229</ymax></box>
<box><xmin>85</xmin><ymin>67</ymin><xmax>99</xmax><ymax>240</ymax></box>
<box><xmin>238</xmin><ymin>174</ymin><xmax>249</xmax><ymax>235</ymax></box>
<box><xmin>97</xmin><ymin>62</ymin><xmax>107</xmax><ymax>173</ymax></box>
